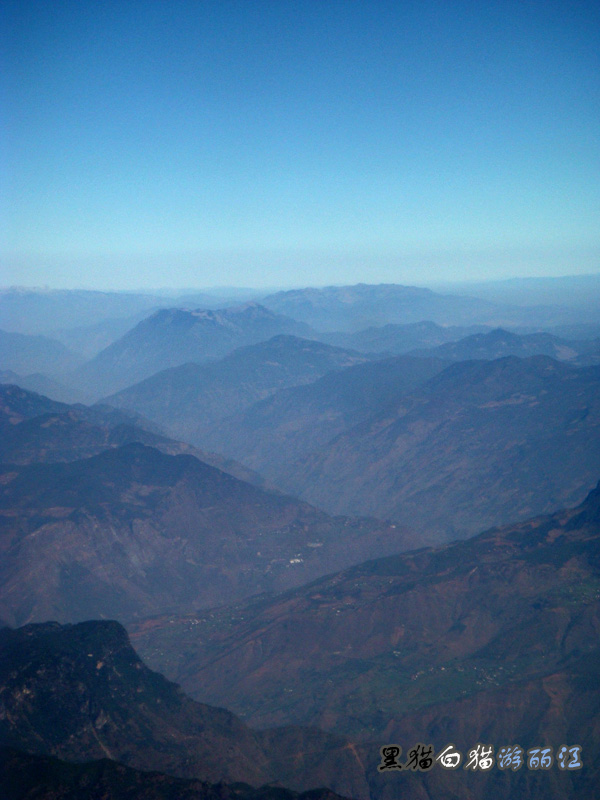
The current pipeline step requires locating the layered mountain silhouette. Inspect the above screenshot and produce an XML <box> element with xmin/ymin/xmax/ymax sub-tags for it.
<box><xmin>3</xmin><ymin>281</ymin><xmax>599</xmax><ymax>800</ymax></box>
<box><xmin>0</xmin><ymin>441</ymin><xmax>416</xmax><ymax>626</ymax></box>
<box><xmin>0</xmin><ymin>384</ymin><xmax>269</xmax><ymax>488</ymax></box>
<box><xmin>0</xmin><ymin>368</ymin><xmax>86</xmax><ymax>403</ymax></box>
<box><xmin>202</xmin><ymin>355</ymin><xmax>447</xmax><ymax>475</ymax></box>
<box><xmin>0</xmin><ymin>287</ymin><xmax>165</xmax><ymax>335</ymax></box>
<box><xmin>274</xmin><ymin>356</ymin><xmax>600</xmax><ymax>538</ymax></box>
<box><xmin>104</xmin><ymin>335</ymin><xmax>375</xmax><ymax>445</ymax></box>
<box><xmin>132</xmin><ymin>483</ymin><xmax>600</xmax><ymax>799</ymax></box>
<box><xmin>73</xmin><ymin>304</ymin><xmax>314</xmax><ymax>397</ymax></box>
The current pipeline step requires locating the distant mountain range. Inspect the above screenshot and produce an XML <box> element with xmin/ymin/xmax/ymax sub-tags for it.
<box><xmin>0</xmin><ymin>287</ymin><xmax>240</xmax><ymax>336</ymax></box>
<box><xmin>72</xmin><ymin>303</ymin><xmax>314</xmax><ymax>396</ymax></box>
<box><xmin>320</xmin><ymin>320</ymin><xmax>491</xmax><ymax>353</ymax></box>
<box><xmin>260</xmin><ymin>283</ymin><xmax>504</xmax><ymax>331</ymax></box>
<box><xmin>436</xmin><ymin>273</ymin><xmax>600</xmax><ymax>311</ymax></box>
<box><xmin>0</xmin><ymin>328</ymin><xmax>83</xmax><ymax>375</ymax></box>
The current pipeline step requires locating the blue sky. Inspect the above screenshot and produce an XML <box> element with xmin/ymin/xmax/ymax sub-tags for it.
<box><xmin>2</xmin><ymin>0</ymin><xmax>599</xmax><ymax>289</ymax></box>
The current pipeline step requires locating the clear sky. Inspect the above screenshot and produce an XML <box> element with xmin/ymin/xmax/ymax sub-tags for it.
<box><xmin>2</xmin><ymin>0</ymin><xmax>599</xmax><ymax>289</ymax></box>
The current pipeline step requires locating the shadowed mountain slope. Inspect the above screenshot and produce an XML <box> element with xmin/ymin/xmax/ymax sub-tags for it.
<box><xmin>73</xmin><ymin>304</ymin><xmax>314</xmax><ymax>397</ymax></box>
<box><xmin>0</xmin><ymin>442</ymin><xmax>416</xmax><ymax>627</ymax></box>
<box><xmin>202</xmin><ymin>355</ymin><xmax>447</xmax><ymax>474</ymax></box>
<box><xmin>0</xmin><ymin>748</ymin><xmax>345</xmax><ymax>800</ymax></box>
<box><xmin>104</xmin><ymin>335</ymin><xmax>374</xmax><ymax>445</ymax></box>
<box><xmin>278</xmin><ymin>356</ymin><xmax>600</xmax><ymax>538</ymax></box>
<box><xmin>0</xmin><ymin>382</ymin><xmax>70</xmax><ymax>428</ymax></box>
<box><xmin>0</xmin><ymin>621</ymin><xmax>368</xmax><ymax>799</ymax></box>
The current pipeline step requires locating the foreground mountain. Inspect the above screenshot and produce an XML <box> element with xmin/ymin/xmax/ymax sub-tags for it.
<box><xmin>411</xmin><ymin>327</ymin><xmax>600</xmax><ymax>364</ymax></box>
<box><xmin>0</xmin><ymin>620</ymin><xmax>368</xmax><ymax>799</ymax></box>
<box><xmin>132</xmin><ymin>483</ymin><xmax>600</xmax><ymax>799</ymax></box>
<box><xmin>260</xmin><ymin>284</ymin><xmax>507</xmax><ymax>331</ymax></box>
<box><xmin>73</xmin><ymin>303</ymin><xmax>315</xmax><ymax>397</ymax></box>
<box><xmin>0</xmin><ymin>442</ymin><xmax>416</xmax><ymax>627</ymax></box>
<box><xmin>104</xmin><ymin>335</ymin><xmax>374</xmax><ymax>445</ymax></box>
<box><xmin>202</xmin><ymin>355</ymin><xmax>447</xmax><ymax>475</ymax></box>
<box><xmin>0</xmin><ymin>748</ymin><xmax>349</xmax><ymax>800</ymax></box>
<box><xmin>278</xmin><ymin>356</ymin><xmax>600</xmax><ymax>539</ymax></box>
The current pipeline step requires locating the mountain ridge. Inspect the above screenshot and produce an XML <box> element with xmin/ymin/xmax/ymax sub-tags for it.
<box><xmin>0</xmin><ymin>441</ymin><xmax>418</xmax><ymax>627</ymax></box>
<box><xmin>277</xmin><ymin>355</ymin><xmax>600</xmax><ymax>537</ymax></box>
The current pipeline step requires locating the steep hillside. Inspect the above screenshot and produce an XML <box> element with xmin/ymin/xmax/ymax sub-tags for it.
<box><xmin>0</xmin><ymin>443</ymin><xmax>416</xmax><ymax>626</ymax></box>
<box><xmin>131</xmin><ymin>484</ymin><xmax>600</xmax><ymax>799</ymax></box>
<box><xmin>280</xmin><ymin>357</ymin><xmax>600</xmax><ymax>538</ymax></box>
<box><xmin>0</xmin><ymin>621</ymin><xmax>368</xmax><ymax>799</ymax></box>
<box><xmin>203</xmin><ymin>355</ymin><xmax>446</xmax><ymax>474</ymax></box>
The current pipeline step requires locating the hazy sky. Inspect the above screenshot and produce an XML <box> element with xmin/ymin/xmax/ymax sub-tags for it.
<box><xmin>2</xmin><ymin>0</ymin><xmax>599</xmax><ymax>289</ymax></box>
